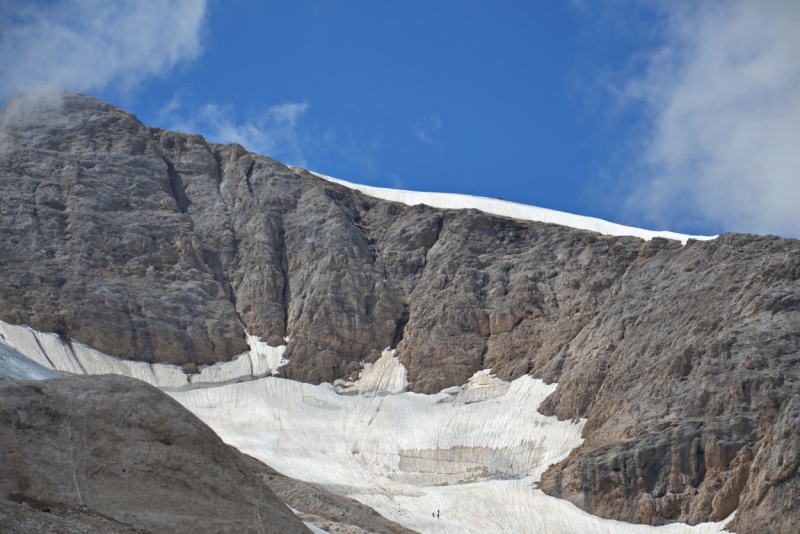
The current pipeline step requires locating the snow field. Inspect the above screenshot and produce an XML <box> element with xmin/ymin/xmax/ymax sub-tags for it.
<box><xmin>0</xmin><ymin>320</ymin><xmax>733</xmax><ymax>533</ymax></box>
<box><xmin>309</xmin><ymin>171</ymin><xmax>715</xmax><ymax>245</ymax></box>
<box><xmin>169</xmin><ymin>352</ymin><xmax>733</xmax><ymax>534</ymax></box>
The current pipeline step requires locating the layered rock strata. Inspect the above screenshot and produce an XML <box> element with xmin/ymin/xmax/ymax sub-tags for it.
<box><xmin>1</xmin><ymin>90</ymin><xmax>799</xmax><ymax>531</ymax></box>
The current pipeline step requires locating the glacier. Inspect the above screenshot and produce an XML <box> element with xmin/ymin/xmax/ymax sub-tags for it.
<box><xmin>169</xmin><ymin>352</ymin><xmax>733</xmax><ymax>534</ymax></box>
<box><xmin>0</xmin><ymin>318</ymin><xmax>734</xmax><ymax>533</ymax></box>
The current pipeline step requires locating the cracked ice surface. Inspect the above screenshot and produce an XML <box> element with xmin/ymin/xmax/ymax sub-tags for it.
<box><xmin>170</xmin><ymin>352</ymin><xmax>733</xmax><ymax>534</ymax></box>
<box><xmin>0</xmin><ymin>341</ymin><xmax>61</xmax><ymax>381</ymax></box>
<box><xmin>310</xmin><ymin>171</ymin><xmax>715</xmax><ymax>245</ymax></box>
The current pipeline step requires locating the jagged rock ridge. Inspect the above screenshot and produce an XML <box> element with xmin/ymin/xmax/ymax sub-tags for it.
<box><xmin>1</xmin><ymin>90</ymin><xmax>799</xmax><ymax>532</ymax></box>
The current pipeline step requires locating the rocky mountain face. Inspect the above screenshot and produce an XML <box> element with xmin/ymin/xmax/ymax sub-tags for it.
<box><xmin>1</xmin><ymin>90</ymin><xmax>799</xmax><ymax>532</ymax></box>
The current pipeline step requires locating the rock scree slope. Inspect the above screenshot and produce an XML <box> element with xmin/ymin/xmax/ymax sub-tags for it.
<box><xmin>0</xmin><ymin>374</ymin><xmax>311</xmax><ymax>534</ymax></box>
<box><xmin>0</xmin><ymin>349</ymin><xmax>418</xmax><ymax>534</ymax></box>
<box><xmin>1</xmin><ymin>90</ymin><xmax>799</xmax><ymax>532</ymax></box>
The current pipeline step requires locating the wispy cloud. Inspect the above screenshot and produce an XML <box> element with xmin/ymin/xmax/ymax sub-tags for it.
<box><xmin>0</xmin><ymin>0</ymin><xmax>206</xmax><ymax>99</ymax></box>
<box><xmin>159</xmin><ymin>95</ymin><xmax>387</xmax><ymax>172</ymax></box>
<box><xmin>621</xmin><ymin>1</ymin><xmax>800</xmax><ymax>237</ymax></box>
<box><xmin>159</xmin><ymin>98</ymin><xmax>311</xmax><ymax>166</ymax></box>
<box><xmin>415</xmin><ymin>114</ymin><xmax>442</xmax><ymax>144</ymax></box>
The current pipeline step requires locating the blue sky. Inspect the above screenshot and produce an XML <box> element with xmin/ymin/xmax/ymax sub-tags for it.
<box><xmin>2</xmin><ymin>1</ymin><xmax>799</xmax><ymax>238</ymax></box>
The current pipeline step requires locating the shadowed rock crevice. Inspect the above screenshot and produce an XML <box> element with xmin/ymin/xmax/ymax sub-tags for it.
<box><xmin>391</xmin><ymin>304</ymin><xmax>410</xmax><ymax>349</ymax></box>
<box><xmin>276</xmin><ymin>215</ymin><xmax>291</xmax><ymax>343</ymax></box>
<box><xmin>165</xmin><ymin>160</ymin><xmax>190</xmax><ymax>213</ymax></box>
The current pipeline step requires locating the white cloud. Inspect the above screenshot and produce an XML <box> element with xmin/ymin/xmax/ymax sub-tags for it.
<box><xmin>415</xmin><ymin>114</ymin><xmax>442</xmax><ymax>144</ymax></box>
<box><xmin>624</xmin><ymin>0</ymin><xmax>800</xmax><ymax>237</ymax></box>
<box><xmin>0</xmin><ymin>0</ymin><xmax>206</xmax><ymax>99</ymax></box>
<box><xmin>160</xmin><ymin>98</ymin><xmax>311</xmax><ymax>166</ymax></box>
<box><xmin>160</xmin><ymin>97</ymin><xmax>386</xmax><ymax>172</ymax></box>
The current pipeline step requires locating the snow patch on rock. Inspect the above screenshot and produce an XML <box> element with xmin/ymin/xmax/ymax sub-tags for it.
<box><xmin>0</xmin><ymin>319</ymin><xmax>287</xmax><ymax>389</ymax></box>
<box><xmin>337</xmin><ymin>349</ymin><xmax>408</xmax><ymax>395</ymax></box>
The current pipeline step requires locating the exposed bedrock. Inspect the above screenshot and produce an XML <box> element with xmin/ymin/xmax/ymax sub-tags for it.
<box><xmin>0</xmin><ymin>375</ymin><xmax>310</xmax><ymax>533</ymax></box>
<box><xmin>2</xmin><ymin>90</ymin><xmax>800</xmax><ymax>530</ymax></box>
<box><xmin>536</xmin><ymin>233</ymin><xmax>800</xmax><ymax>531</ymax></box>
<box><xmin>248</xmin><ymin>459</ymin><xmax>418</xmax><ymax>534</ymax></box>
<box><xmin>729</xmin><ymin>394</ymin><xmax>800</xmax><ymax>534</ymax></box>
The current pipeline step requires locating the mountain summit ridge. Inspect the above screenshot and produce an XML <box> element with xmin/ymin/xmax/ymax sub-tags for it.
<box><xmin>1</xmin><ymin>90</ymin><xmax>799</xmax><ymax>532</ymax></box>
<box><xmin>311</xmin><ymin>171</ymin><xmax>715</xmax><ymax>244</ymax></box>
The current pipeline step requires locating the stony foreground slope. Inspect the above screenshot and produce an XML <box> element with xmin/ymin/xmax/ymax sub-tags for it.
<box><xmin>0</xmin><ymin>374</ymin><xmax>310</xmax><ymax>534</ymax></box>
<box><xmin>1</xmin><ymin>90</ymin><xmax>799</xmax><ymax>531</ymax></box>
<box><xmin>0</xmin><ymin>345</ymin><xmax>418</xmax><ymax>534</ymax></box>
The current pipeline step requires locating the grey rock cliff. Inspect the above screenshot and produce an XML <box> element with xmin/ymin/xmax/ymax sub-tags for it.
<box><xmin>530</xmin><ymin>233</ymin><xmax>800</xmax><ymax>530</ymax></box>
<box><xmin>1</xmin><ymin>90</ymin><xmax>799</xmax><ymax>532</ymax></box>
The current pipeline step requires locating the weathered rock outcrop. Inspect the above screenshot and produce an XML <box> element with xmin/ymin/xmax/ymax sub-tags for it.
<box><xmin>2</xmin><ymin>90</ymin><xmax>799</xmax><ymax>532</ymax></box>
<box><xmin>0</xmin><ymin>375</ymin><xmax>310</xmax><ymax>533</ymax></box>
<box><xmin>728</xmin><ymin>394</ymin><xmax>800</xmax><ymax>533</ymax></box>
<box><xmin>535</xmin><ymin>233</ymin><xmax>800</xmax><ymax>529</ymax></box>
<box><xmin>246</xmin><ymin>459</ymin><xmax>418</xmax><ymax>534</ymax></box>
<box><xmin>0</xmin><ymin>498</ymin><xmax>145</xmax><ymax>534</ymax></box>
